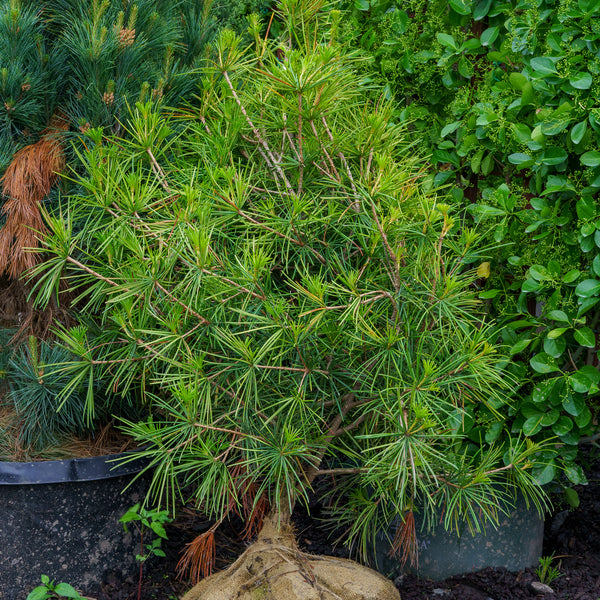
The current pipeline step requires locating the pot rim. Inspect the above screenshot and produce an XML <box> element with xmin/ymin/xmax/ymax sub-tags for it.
<box><xmin>0</xmin><ymin>449</ymin><xmax>149</xmax><ymax>485</ymax></box>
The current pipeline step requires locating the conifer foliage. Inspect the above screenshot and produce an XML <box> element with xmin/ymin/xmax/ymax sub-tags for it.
<box><xmin>0</xmin><ymin>0</ymin><xmax>215</xmax><ymax>279</ymax></box>
<box><xmin>34</xmin><ymin>3</ymin><xmax>548</xmax><ymax>596</ymax></box>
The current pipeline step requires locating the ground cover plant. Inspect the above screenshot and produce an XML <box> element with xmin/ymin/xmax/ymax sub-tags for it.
<box><xmin>32</xmin><ymin>2</ymin><xmax>550</xmax><ymax>598</ymax></box>
<box><xmin>343</xmin><ymin>0</ymin><xmax>600</xmax><ymax>496</ymax></box>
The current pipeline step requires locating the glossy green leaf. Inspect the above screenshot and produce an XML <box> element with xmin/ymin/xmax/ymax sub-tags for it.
<box><xmin>479</xmin><ymin>288</ymin><xmax>500</xmax><ymax>299</ymax></box>
<box><xmin>547</xmin><ymin>327</ymin><xmax>568</xmax><ymax>339</ymax></box>
<box><xmin>449</xmin><ymin>0</ymin><xmax>473</xmax><ymax>15</ymax></box>
<box><xmin>530</xmin><ymin>57</ymin><xmax>558</xmax><ymax>75</ymax></box>
<box><xmin>543</xmin><ymin>335</ymin><xmax>566</xmax><ymax>358</ymax></box>
<box><xmin>481</xmin><ymin>26</ymin><xmax>498</xmax><ymax>46</ymax></box>
<box><xmin>508</xmin><ymin>152</ymin><xmax>534</xmax><ymax>166</ymax></box>
<box><xmin>440</xmin><ymin>121</ymin><xmax>461</xmax><ymax>137</ymax></box>
<box><xmin>507</xmin><ymin>255</ymin><xmax>521</xmax><ymax>266</ymax></box>
<box><xmin>529</xmin><ymin>264</ymin><xmax>549</xmax><ymax>280</ymax></box>
<box><xmin>480</xmin><ymin>152</ymin><xmax>493</xmax><ymax>175</ymax></box>
<box><xmin>540</xmin><ymin>116</ymin><xmax>571</xmax><ymax>136</ymax></box>
<box><xmin>571</xmin><ymin>120</ymin><xmax>587</xmax><ymax>144</ymax></box>
<box><xmin>510</xmin><ymin>338</ymin><xmax>532</xmax><ymax>354</ymax></box>
<box><xmin>509</xmin><ymin>72</ymin><xmax>528</xmax><ymax>90</ymax></box>
<box><xmin>532</xmin><ymin>379</ymin><xmax>559</xmax><ymax>404</ymax></box>
<box><xmin>541</xmin><ymin>409</ymin><xmax>560</xmax><ymax>426</ymax></box>
<box><xmin>593</xmin><ymin>254</ymin><xmax>600</xmax><ymax>277</ymax></box>
<box><xmin>522</xmin><ymin>278</ymin><xmax>541</xmax><ymax>291</ymax></box>
<box><xmin>580</xmin><ymin>234</ymin><xmax>595</xmax><ymax>251</ymax></box>
<box><xmin>581</xmin><ymin>151</ymin><xmax>600</xmax><ymax>167</ymax></box>
<box><xmin>562</xmin><ymin>270</ymin><xmax>580</xmax><ymax>283</ymax></box>
<box><xmin>512</xmin><ymin>123</ymin><xmax>531</xmax><ymax>143</ymax></box>
<box><xmin>569</xmin><ymin>371</ymin><xmax>592</xmax><ymax>393</ymax></box>
<box><xmin>578</xmin><ymin>297</ymin><xmax>600</xmax><ymax>317</ymax></box>
<box><xmin>570</xmin><ymin>72</ymin><xmax>593</xmax><ymax>89</ymax></box>
<box><xmin>530</xmin><ymin>352</ymin><xmax>560</xmax><ymax>373</ymax></box>
<box><xmin>523</xmin><ymin>415</ymin><xmax>544</xmax><ymax>436</ymax></box>
<box><xmin>437</xmin><ymin>33</ymin><xmax>458</xmax><ymax>50</ymax></box>
<box><xmin>578</xmin><ymin>365</ymin><xmax>600</xmax><ymax>384</ymax></box>
<box><xmin>590</xmin><ymin>173</ymin><xmax>600</xmax><ymax>188</ymax></box>
<box><xmin>582</xmin><ymin>222</ymin><xmax>596</xmax><ymax>236</ymax></box>
<box><xmin>461</xmin><ymin>38</ymin><xmax>481</xmax><ymax>52</ymax></box>
<box><xmin>521</xmin><ymin>402</ymin><xmax>542</xmax><ymax>418</ymax></box>
<box><xmin>575</xmin><ymin>406</ymin><xmax>592</xmax><ymax>428</ymax></box>
<box><xmin>473</xmin><ymin>0</ymin><xmax>492</xmax><ymax>19</ymax></box>
<box><xmin>533</xmin><ymin>462</ymin><xmax>556</xmax><ymax>485</ymax></box>
<box><xmin>576</xmin><ymin>197</ymin><xmax>595</xmax><ymax>220</ymax></box>
<box><xmin>520</xmin><ymin>81</ymin><xmax>534</xmax><ymax>106</ymax></box>
<box><xmin>541</xmin><ymin>147</ymin><xmax>568</xmax><ymax>165</ymax></box>
<box><xmin>565</xmin><ymin>464</ymin><xmax>587</xmax><ymax>486</ymax></box>
<box><xmin>553</xmin><ymin>416</ymin><xmax>574</xmax><ymax>435</ymax></box>
<box><xmin>562</xmin><ymin>393</ymin><xmax>585</xmax><ymax>417</ymax></box>
<box><xmin>547</xmin><ymin>309</ymin><xmax>570</xmax><ymax>322</ymax></box>
<box><xmin>573</xmin><ymin>326</ymin><xmax>595</xmax><ymax>347</ymax></box>
<box><xmin>575</xmin><ymin>278</ymin><xmax>600</xmax><ymax>297</ymax></box>
<box><xmin>542</xmin><ymin>175</ymin><xmax>577</xmax><ymax>194</ymax></box>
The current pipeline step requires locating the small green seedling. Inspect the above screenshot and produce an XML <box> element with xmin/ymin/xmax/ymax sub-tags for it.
<box><xmin>26</xmin><ymin>575</ymin><xmax>83</xmax><ymax>600</ymax></box>
<box><xmin>120</xmin><ymin>502</ymin><xmax>172</xmax><ymax>562</ymax></box>
<box><xmin>536</xmin><ymin>554</ymin><xmax>562</xmax><ymax>586</ymax></box>
<box><xmin>120</xmin><ymin>503</ymin><xmax>173</xmax><ymax>600</ymax></box>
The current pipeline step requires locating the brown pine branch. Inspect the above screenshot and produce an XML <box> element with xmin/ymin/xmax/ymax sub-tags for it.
<box><xmin>146</xmin><ymin>148</ymin><xmax>173</xmax><ymax>194</ymax></box>
<box><xmin>223</xmin><ymin>71</ymin><xmax>294</xmax><ymax>195</ymax></box>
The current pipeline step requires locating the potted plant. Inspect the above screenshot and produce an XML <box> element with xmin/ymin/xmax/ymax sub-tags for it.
<box><xmin>0</xmin><ymin>334</ymin><xmax>155</xmax><ymax>599</ymax></box>
<box><xmin>32</xmin><ymin>2</ymin><xmax>549</xmax><ymax>598</ymax></box>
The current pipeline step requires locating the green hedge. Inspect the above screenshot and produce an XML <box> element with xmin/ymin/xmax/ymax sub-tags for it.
<box><xmin>343</xmin><ymin>0</ymin><xmax>600</xmax><ymax>491</ymax></box>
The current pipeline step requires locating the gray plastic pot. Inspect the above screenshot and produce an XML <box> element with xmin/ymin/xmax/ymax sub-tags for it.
<box><xmin>374</xmin><ymin>493</ymin><xmax>544</xmax><ymax>580</ymax></box>
<box><xmin>0</xmin><ymin>451</ymin><xmax>151</xmax><ymax>600</ymax></box>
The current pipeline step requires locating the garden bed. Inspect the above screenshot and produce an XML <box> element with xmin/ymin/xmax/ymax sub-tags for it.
<box><xmin>91</xmin><ymin>448</ymin><xmax>600</xmax><ymax>600</ymax></box>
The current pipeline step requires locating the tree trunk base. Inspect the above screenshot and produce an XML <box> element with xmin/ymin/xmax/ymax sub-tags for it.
<box><xmin>181</xmin><ymin>521</ymin><xmax>400</xmax><ymax>600</ymax></box>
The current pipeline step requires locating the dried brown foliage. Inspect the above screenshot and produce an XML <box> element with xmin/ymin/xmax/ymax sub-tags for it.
<box><xmin>388</xmin><ymin>509</ymin><xmax>418</xmax><ymax>568</ymax></box>
<box><xmin>227</xmin><ymin>462</ymin><xmax>271</xmax><ymax>541</ymax></box>
<box><xmin>177</xmin><ymin>527</ymin><xmax>217</xmax><ymax>583</ymax></box>
<box><xmin>0</xmin><ymin>112</ymin><xmax>69</xmax><ymax>279</ymax></box>
<box><xmin>241</xmin><ymin>484</ymin><xmax>270</xmax><ymax>541</ymax></box>
<box><xmin>0</xmin><ymin>411</ymin><xmax>136</xmax><ymax>462</ymax></box>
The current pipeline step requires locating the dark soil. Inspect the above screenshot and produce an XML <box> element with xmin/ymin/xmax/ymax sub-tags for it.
<box><xmin>96</xmin><ymin>448</ymin><xmax>600</xmax><ymax>600</ymax></box>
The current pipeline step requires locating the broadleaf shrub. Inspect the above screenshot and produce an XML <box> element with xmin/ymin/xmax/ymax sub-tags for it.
<box><xmin>343</xmin><ymin>0</ymin><xmax>600</xmax><ymax>484</ymax></box>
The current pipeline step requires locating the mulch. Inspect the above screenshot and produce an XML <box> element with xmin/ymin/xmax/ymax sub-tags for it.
<box><xmin>96</xmin><ymin>447</ymin><xmax>600</xmax><ymax>600</ymax></box>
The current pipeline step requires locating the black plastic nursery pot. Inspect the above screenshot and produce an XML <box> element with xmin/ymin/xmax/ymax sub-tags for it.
<box><xmin>374</xmin><ymin>492</ymin><xmax>544</xmax><ymax>580</ymax></box>
<box><xmin>0</xmin><ymin>451</ymin><xmax>151</xmax><ymax>600</ymax></box>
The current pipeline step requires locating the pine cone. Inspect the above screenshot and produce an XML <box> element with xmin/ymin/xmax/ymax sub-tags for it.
<box><xmin>118</xmin><ymin>28</ymin><xmax>135</xmax><ymax>48</ymax></box>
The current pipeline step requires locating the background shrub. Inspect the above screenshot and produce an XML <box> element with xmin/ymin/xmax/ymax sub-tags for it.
<box><xmin>342</xmin><ymin>0</ymin><xmax>600</xmax><ymax>489</ymax></box>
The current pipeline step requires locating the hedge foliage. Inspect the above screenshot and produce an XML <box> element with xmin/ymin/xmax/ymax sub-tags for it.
<box><xmin>343</xmin><ymin>0</ymin><xmax>600</xmax><ymax>487</ymax></box>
